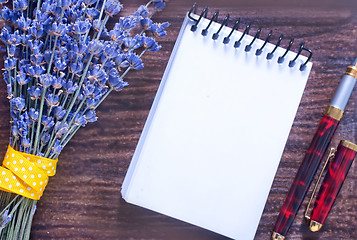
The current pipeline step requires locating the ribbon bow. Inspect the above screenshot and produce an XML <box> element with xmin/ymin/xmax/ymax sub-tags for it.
<box><xmin>0</xmin><ymin>146</ymin><xmax>58</xmax><ymax>200</ymax></box>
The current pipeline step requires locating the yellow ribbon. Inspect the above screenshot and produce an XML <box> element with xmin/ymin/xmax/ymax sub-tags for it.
<box><xmin>0</xmin><ymin>145</ymin><xmax>58</xmax><ymax>200</ymax></box>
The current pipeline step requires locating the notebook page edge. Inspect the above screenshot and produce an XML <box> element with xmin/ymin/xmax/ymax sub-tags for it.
<box><xmin>121</xmin><ymin>13</ymin><xmax>191</xmax><ymax>200</ymax></box>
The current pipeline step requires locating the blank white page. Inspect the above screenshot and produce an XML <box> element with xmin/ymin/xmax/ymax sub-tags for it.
<box><xmin>122</xmin><ymin>13</ymin><xmax>312</xmax><ymax>240</ymax></box>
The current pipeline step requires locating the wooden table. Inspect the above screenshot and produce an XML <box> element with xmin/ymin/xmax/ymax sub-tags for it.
<box><xmin>0</xmin><ymin>0</ymin><xmax>356</xmax><ymax>239</ymax></box>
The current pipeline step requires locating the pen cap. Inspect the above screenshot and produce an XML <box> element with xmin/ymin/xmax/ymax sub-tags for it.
<box><xmin>310</xmin><ymin>140</ymin><xmax>357</xmax><ymax>229</ymax></box>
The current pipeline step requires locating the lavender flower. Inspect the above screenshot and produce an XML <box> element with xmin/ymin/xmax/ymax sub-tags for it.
<box><xmin>127</xmin><ymin>52</ymin><xmax>144</xmax><ymax>70</ymax></box>
<box><xmin>103</xmin><ymin>42</ymin><xmax>119</xmax><ymax>59</ymax></box>
<box><xmin>28</xmin><ymin>65</ymin><xmax>45</xmax><ymax>77</ymax></box>
<box><xmin>0</xmin><ymin>210</ymin><xmax>12</xmax><ymax>230</ymax></box>
<box><xmin>46</xmin><ymin>93</ymin><xmax>60</xmax><ymax>107</ymax></box>
<box><xmin>55</xmin><ymin>122</ymin><xmax>69</xmax><ymax>138</ymax></box>
<box><xmin>123</xmin><ymin>34</ymin><xmax>143</xmax><ymax>50</ymax></box>
<box><xmin>84</xmin><ymin>110</ymin><xmax>97</xmax><ymax>123</ymax></box>
<box><xmin>73</xmin><ymin>20</ymin><xmax>92</xmax><ymax>35</ymax></box>
<box><xmin>86</xmin><ymin>8</ymin><xmax>100</xmax><ymax>20</ymax></box>
<box><xmin>134</xmin><ymin>5</ymin><xmax>149</xmax><ymax>18</ymax></box>
<box><xmin>105</xmin><ymin>0</ymin><xmax>123</xmax><ymax>17</ymax></box>
<box><xmin>114</xmin><ymin>54</ymin><xmax>129</xmax><ymax>69</ymax></box>
<box><xmin>57</xmin><ymin>0</ymin><xmax>71</xmax><ymax>9</ymax></box>
<box><xmin>140</xmin><ymin>18</ymin><xmax>152</xmax><ymax>30</ymax></box>
<box><xmin>149</xmin><ymin>22</ymin><xmax>170</xmax><ymax>37</ymax></box>
<box><xmin>153</xmin><ymin>0</ymin><xmax>166</xmax><ymax>10</ymax></box>
<box><xmin>8</xmin><ymin>31</ymin><xmax>22</xmax><ymax>45</ymax></box>
<box><xmin>86</xmin><ymin>97</ymin><xmax>99</xmax><ymax>108</ymax></box>
<box><xmin>108</xmin><ymin>68</ymin><xmax>128</xmax><ymax>91</ymax></box>
<box><xmin>21</xmin><ymin>137</ymin><xmax>30</xmax><ymax>148</ymax></box>
<box><xmin>11</xmin><ymin>126</ymin><xmax>19</xmax><ymax>140</ymax></box>
<box><xmin>70</xmin><ymin>61</ymin><xmax>84</xmax><ymax>74</ymax></box>
<box><xmin>16</xmin><ymin>73</ymin><xmax>30</xmax><ymax>85</ymax></box>
<box><xmin>54</xmin><ymin>58</ymin><xmax>67</xmax><ymax>71</ymax></box>
<box><xmin>120</xmin><ymin>16</ymin><xmax>137</xmax><ymax>29</ymax></box>
<box><xmin>84</xmin><ymin>0</ymin><xmax>97</xmax><ymax>6</ymax></box>
<box><xmin>87</xmin><ymin>65</ymin><xmax>108</xmax><ymax>85</ymax></box>
<box><xmin>4</xmin><ymin>57</ymin><xmax>17</xmax><ymax>70</ymax></box>
<box><xmin>52</xmin><ymin>77</ymin><xmax>63</xmax><ymax>89</ymax></box>
<box><xmin>52</xmin><ymin>139</ymin><xmax>63</xmax><ymax>155</ymax></box>
<box><xmin>41</xmin><ymin>116</ymin><xmax>55</xmax><ymax>130</ymax></box>
<box><xmin>10</xmin><ymin>97</ymin><xmax>25</xmax><ymax>111</ymax></box>
<box><xmin>39</xmin><ymin>74</ymin><xmax>53</xmax><ymax>88</ymax></box>
<box><xmin>50</xmin><ymin>23</ymin><xmax>68</xmax><ymax>36</ymax></box>
<box><xmin>16</xmin><ymin>16</ymin><xmax>31</xmax><ymax>30</ymax></box>
<box><xmin>41</xmin><ymin>132</ymin><xmax>51</xmax><ymax>145</ymax></box>
<box><xmin>54</xmin><ymin>106</ymin><xmax>67</xmax><ymax>120</ymax></box>
<box><xmin>28</xmin><ymin>86</ymin><xmax>43</xmax><ymax>100</ymax></box>
<box><xmin>0</xmin><ymin>27</ymin><xmax>10</xmax><ymax>43</ymax></box>
<box><xmin>63</xmin><ymin>80</ymin><xmax>78</xmax><ymax>93</ymax></box>
<box><xmin>88</xmin><ymin>40</ymin><xmax>104</xmax><ymax>55</ymax></box>
<box><xmin>30</xmin><ymin>52</ymin><xmax>44</xmax><ymax>65</ymax></box>
<box><xmin>28</xmin><ymin>24</ymin><xmax>44</xmax><ymax>38</ymax></box>
<box><xmin>29</xmin><ymin>108</ymin><xmax>39</xmax><ymax>121</ymax></box>
<box><xmin>109</xmin><ymin>23</ymin><xmax>127</xmax><ymax>42</ymax></box>
<box><xmin>144</xmin><ymin>37</ymin><xmax>162</xmax><ymax>52</ymax></box>
<box><xmin>1</xmin><ymin>6</ymin><xmax>16</xmax><ymax>22</ymax></box>
<box><xmin>13</xmin><ymin>0</ymin><xmax>27</xmax><ymax>11</ymax></box>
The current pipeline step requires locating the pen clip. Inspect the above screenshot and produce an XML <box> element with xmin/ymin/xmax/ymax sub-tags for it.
<box><xmin>304</xmin><ymin>147</ymin><xmax>336</xmax><ymax>221</ymax></box>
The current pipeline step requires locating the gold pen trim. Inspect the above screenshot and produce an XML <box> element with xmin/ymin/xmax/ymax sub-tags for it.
<box><xmin>345</xmin><ymin>65</ymin><xmax>357</xmax><ymax>79</ymax></box>
<box><xmin>272</xmin><ymin>232</ymin><xmax>285</xmax><ymax>240</ymax></box>
<box><xmin>309</xmin><ymin>220</ymin><xmax>323</xmax><ymax>232</ymax></box>
<box><xmin>324</xmin><ymin>105</ymin><xmax>344</xmax><ymax>121</ymax></box>
<box><xmin>340</xmin><ymin>140</ymin><xmax>357</xmax><ymax>152</ymax></box>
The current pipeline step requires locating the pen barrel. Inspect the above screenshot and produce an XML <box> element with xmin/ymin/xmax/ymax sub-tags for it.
<box><xmin>310</xmin><ymin>143</ymin><xmax>356</xmax><ymax>225</ymax></box>
<box><xmin>273</xmin><ymin>115</ymin><xmax>339</xmax><ymax>236</ymax></box>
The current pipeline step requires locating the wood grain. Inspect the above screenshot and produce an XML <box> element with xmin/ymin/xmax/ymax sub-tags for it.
<box><xmin>0</xmin><ymin>0</ymin><xmax>356</xmax><ymax>239</ymax></box>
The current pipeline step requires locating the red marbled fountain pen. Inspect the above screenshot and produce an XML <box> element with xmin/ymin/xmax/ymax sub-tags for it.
<box><xmin>272</xmin><ymin>58</ymin><xmax>357</xmax><ymax>240</ymax></box>
<box><xmin>309</xmin><ymin>140</ymin><xmax>357</xmax><ymax>232</ymax></box>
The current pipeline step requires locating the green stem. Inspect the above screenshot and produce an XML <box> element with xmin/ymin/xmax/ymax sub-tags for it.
<box><xmin>0</xmin><ymin>195</ymin><xmax>19</xmax><ymax>217</ymax></box>
<box><xmin>33</xmin><ymin>9</ymin><xmax>65</xmax><ymax>155</ymax></box>
<box><xmin>32</xmin><ymin>88</ymin><xmax>46</xmax><ymax>154</ymax></box>
<box><xmin>44</xmin><ymin>97</ymin><xmax>86</xmax><ymax>157</ymax></box>
<box><xmin>59</xmin><ymin>54</ymin><xmax>93</xmax><ymax>124</ymax></box>
<box><xmin>145</xmin><ymin>0</ymin><xmax>153</xmax><ymax>8</ymax></box>
<box><xmin>95</xmin><ymin>14</ymin><xmax>109</xmax><ymax>40</ymax></box>
<box><xmin>51</xmin><ymin>125</ymin><xmax>79</xmax><ymax>159</ymax></box>
<box><xmin>81</xmin><ymin>5</ymin><xmax>88</xmax><ymax>20</ymax></box>
<box><xmin>94</xmin><ymin>87</ymin><xmax>112</xmax><ymax>110</ymax></box>
<box><xmin>42</xmin><ymin>49</ymin><xmax>93</xmax><ymax>158</ymax></box>
<box><xmin>29</xmin><ymin>98</ymin><xmax>38</xmax><ymax>154</ymax></box>
<box><xmin>97</xmin><ymin>0</ymin><xmax>107</xmax><ymax>24</ymax></box>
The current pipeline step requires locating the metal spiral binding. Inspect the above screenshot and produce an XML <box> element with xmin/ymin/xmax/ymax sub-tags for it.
<box><xmin>256</xmin><ymin>30</ymin><xmax>272</xmax><ymax>56</ymax></box>
<box><xmin>188</xmin><ymin>4</ymin><xmax>313</xmax><ymax>71</ymax></box>
<box><xmin>212</xmin><ymin>14</ymin><xmax>230</xmax><ymax>40</ymax></box>
<box><xmin>223</xmin><ymin>19</ymin><xmax>240</xmax><ymax>44</ymax></box>
<box><xmin>234</xmin><ymin>24</ymin><xmax>250</xmax><ymax>48</ymax></box>
<box><xmin>267</xmin><ymin>34</ymin><xmax>284</xmax><ymax>60</ymax></box>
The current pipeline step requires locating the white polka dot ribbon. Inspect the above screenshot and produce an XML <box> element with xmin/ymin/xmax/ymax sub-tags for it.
<box><xmin>0</xmin><ymin>145</ymin><xmax>58</xmax><ymax>200</ymax></box>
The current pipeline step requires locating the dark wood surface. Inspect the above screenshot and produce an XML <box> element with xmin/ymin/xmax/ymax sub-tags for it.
<box><xmin>0</xmin><ymin>0</ymin><xmax>356</xmax><ymax>239</ymax></box>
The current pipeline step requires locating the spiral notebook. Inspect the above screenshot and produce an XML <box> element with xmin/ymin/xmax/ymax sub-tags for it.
<box><xmin>122</xmin><ymin>5</ymin><xmax>313</xmax><ymax>240</ymax></box>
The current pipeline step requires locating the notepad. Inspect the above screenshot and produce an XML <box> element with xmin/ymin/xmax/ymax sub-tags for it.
<box><xmin>122</xmin><ymin>9</ymin><xmax>312</xmax><ymax>240</ymax></box>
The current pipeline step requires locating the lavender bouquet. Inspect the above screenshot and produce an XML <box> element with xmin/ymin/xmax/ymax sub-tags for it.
<box><xmin>0</xmin><ymin>0</ymin><xmax>168</xmax><ymax>238</ymax></box>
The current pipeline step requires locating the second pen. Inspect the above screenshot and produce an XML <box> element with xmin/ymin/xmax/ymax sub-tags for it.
<box><xmin>272</xmin><ymin>58</ymin><xmax>357</xmax><ymax>240</ymax></box>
